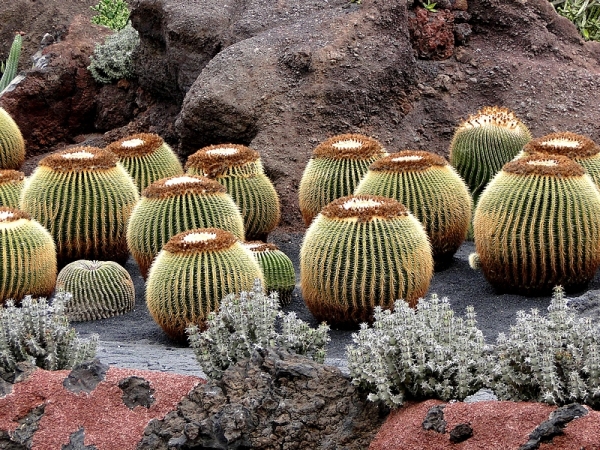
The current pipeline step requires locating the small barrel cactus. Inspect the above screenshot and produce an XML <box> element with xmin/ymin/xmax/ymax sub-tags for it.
<box><xmin>0</xmin><ymin>107</ymin><xmax>25</xmax><ymax>170</ymax></box>
<box><xmin>56</xmin><ymin>260</ymin><xmax>135</xmax><ymax>321</ymax></box>
<box><xmin>473</xmin><ymin>153</ymin><xmax>600</xmax><ymax>294</ymax></box>
<box><xmin>300</xmin><ymin>195</ymin><xmax>433</xmax><ymax>327</ymax></box>
<box><xmin>185</xmin><ymin>144</ymin><xmax>280</xmax><ymax>241</ymax></box>
<box><xmin>355</xmin><ymin>150</ymin><xmax>472</xmax><ymax>269</ymax></box>
<box><xmin>243</xmin><ymin>241</ymin><xmax>296</xmax><ymax>306</ymax></box>
<box><xmin>127</xmin><ymin>174</ymin><xmax>245</xmax><ymax>278</ymax></box>
<box><xmin>449</xmin><ymin>106</ymin><xmax>532</xmax><ymax>205</ymax></box>
<box><xmin>104</xmin><ymin>133</ymin><xmax>184</xmax><ymax>193</ymax></box>
<box><xmin>20</xmin><ymin>147</ymin><xmax>139</xmax><ymax>266</ymax></box>
<box><xmin>0</xmin><ymin>207</ymin><xmax>57</xmax><ymax>303</ymax></box>
<box><xmin>518</xmin><ymin>131</ymin><xmax>600</xmax><ymax>187</ymax></box>
<box><xmin>0</xmin><ymin>170</ymin><xmax>24</xmax><ymax>207</ymax></box>
<box><xmin>298</xmin><ymin>133</ymin><xmax>387</xmax><ymax>226</ymax></box>
<box><xmin>146</xmin><ymin>227</ymin><xmax>264</xmax><ymax>341</ymax></box>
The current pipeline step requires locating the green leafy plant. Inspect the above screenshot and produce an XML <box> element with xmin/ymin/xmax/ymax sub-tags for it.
<box><xmin>187</xmin><ymin>279</ymin><xmax>330</xmax><ymax>380</ymax></box>
<box><xmin>347</xmin><ymin>294</ymin><xmax>491</xmax><ymax>408</ymax></box>
<box><xmin>552</xmin><ymin>0</ymin><xmax>600</xmax><ymax>41</ymax></box>
<box><xmin>0</xmin><ymin>292</ymin><xmax>98</xmax><ymax>372</ymax></box>
<box><xmin>423</xmin><ymin>0</ymin><xmax>438</xmax><ymax>12</ymax></box>
<box><xmin>88</xmin><ymin>22</ymin><xmax>140</xmax><ymax>84</ymax></box>
<box><xmin>91</xmin><ymin>0</ymin><xmax>131</xmax><ymax>31</ymax></box>
<box><xmin>0</xmin><ymin>33</ymin><xmax>22</xmax><ymax>93</ymax></box>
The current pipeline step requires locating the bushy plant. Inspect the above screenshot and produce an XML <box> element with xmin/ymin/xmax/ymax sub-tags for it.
<box><xmin>0</xmin><ymin>292</ymin><xmax>98</xmax><ymax>372</ymax></box>
<box><xmin>91</xmin><ymin>0</ymin><xmax>131</xmax><ymax>31</ymax></box>
<box><xmin>492</xmin><ymin>286</ymin><xmax>600</xmax><ymax>408</ymax></box>
<box><xmin>552</xmin><ymin>0</ymin><xmax>600</xmax><ymax>41</ymax></box>
<box><xmin>88</xmin><ymin>23</ymin><xmax>140</xmax><ymax>84</ymax></box>
<box><xmin>187</xmin><ymin>279</ymin><xmax>330</xmax><ymax>379</ymax></box>
<box><xmin>347</xmin><ymin>294</ymin><xmax>490</xmax><ymax>408</ymax></box>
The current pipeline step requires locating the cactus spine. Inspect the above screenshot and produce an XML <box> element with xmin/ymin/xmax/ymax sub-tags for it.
<box><xmin>449</xmin><ymin>106</ymin><xmax>532</xmax><ymax>205</ymax></box>
<box><xmin>186</xmin><ymin>144</ymin><xmax>280</xmax><ymax>241</ymax></box>
<box><xmin>127</xmin><ymin>174</ymin><xmax>245</xmax><ymax>278</ymax></box>
<box><xmin>105</xmin><ymin>133</ymin><xmax>184</xmax><ymax>193</ymax></box>
<box><xmin>299</xmin><ymin>133</ymin><xmax>387</xmax><ymax>226</ymax></box>
<box><xmin>56</xmin><ymin>260</ymin><xmax>135</xmax><ymax>321</ymax></box>
<box><xmin>20</xmin><ymin>147</ymin><xmax>139</xmax><ymax>266</ymax></box>
<box><xmin>355</xmin><ymin>150</ymin><xmax>472</xmax><ymax>269</ymax></box>
<box><xmin>243</xmin><ymin>241</ymin><xmax>296</xmax><ymax>306</ymax></box>
<box><xmin>300</xmin><ymin>195</ymin><xmax>433</xmax><ymax>326</ymax></box>
<box><xmin>0</xmin><ymin>107</ymin><xmax>25</xmax><ymax>170</ymax></box>
<box><xmin>0</xmin><ymin>170</ymin><xmax>24</xmax><ymax>207</ymax></box>
<box><xmin>146</xmin><ymin>228</ymin><xmax>263</xmax><ymax>341</ymax></box>
<box><xmin>0</xmin><ymin>207</ymin><xmax>57</xmax><ymax>303</ymax></box>
<box><xmin>473</xmin><ymin>153</ymin><xmax>600</xmax><ymax>294</ymax></box>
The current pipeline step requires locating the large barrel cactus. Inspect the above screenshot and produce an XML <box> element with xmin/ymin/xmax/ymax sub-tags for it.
<box><xmin>0</xmin><ymin>170</ymin><xmax>24</xmax><ymax>207</ymax></box>
<box><xmin>449</xmin><ymin>106</ymin><xmax>532</xmax><ymax>205</ymax></box>
<box><xmin>300</xmin><ymin>195</ymin><xmax>433</xmax><ymax>327</ymax></box>
<box><xmin>473</xmin><ymin>153</ymin><xmax>600</xmax><ymax>294</ymax></box>
<box><xmin>518</xmin><ymin>131</ymin><xmax>600</xmax><ymax>188</ymax></box>
<box><xmin>127</xmin><ymin>174</ymin><xmax>245</xmax><ymax>278</ymax></box>
<box><xmin>146</xmin><ymin>228</ymin><xmax>263</xmax><ymax>341</ymax></box>
<box><xmin>105</xmin><ymin>133</ymin><xmax>184</xmax><ymax>193</ymax></box>
<box><xmin>355</xmin><ymin>150</ymin><xmax>472</xmax><ymax>269</ymax></box>
<box><xmin>185</xmin><ymin>144</ymin><xmax>280</xmax><ymax>241</ymax></box>
<box><xmin>56</xmin><ymin>260</ymin><xmax>135</xmax><ymax>321</ymax></box>
<box><xmin>0</xmin><ymin>107</ymin><xmax>25</xmax><ymax>170</ymax></box>
<box><xmin>0</xmin><ymin>207</ymin><xmax>57</xmax><ymax>303</ymax></box>
<box><xmin>298</xmin><ymin>133</ymin><xmax>387</xmax><ymax>226</ymax></box>
<box><xmin>20</xmin><ymin>147</ymin><xmax>139</xmax><ymax>266</ymax></box>
<box><xmin>243</xmin><ymin>241</ymin><xmax>296</xmax><ymax>306</ymax></box>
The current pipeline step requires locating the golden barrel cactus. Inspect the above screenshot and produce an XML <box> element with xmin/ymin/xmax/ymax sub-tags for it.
<box><xmin>0</xmin><ymin>207</ymin><xmax>57</xmax><ymax>303</ymax></box>
<box><xmin>473</xmin><ymin>153</ymin><xmax>600</xmax><ymax>294</ymax></box>
<box><xmin>355</xmin><ymin>150</ymin><xmax>472</xmax><ymax>269</ymax></box>
<box><xmin>300</xmin><ymin>195</ymin><xmax>433</xmax><ymax>327</ymax></box>
<box><xmin>0</xmin><ymin>169</ymin><xmax>24</xmax><ymax>207</ymax></box>
<box><xmin>298</xmin><ymin>133</ymin><xmax>387</xmax><ymax>226</ymax></box>
<box><xmin>127</xmin><ymin>174</ymin><xmax>245</xmax><ymax>278</ymax></box>
<box><xmin>105</xmin><ymin>133</ymin><xmax>184</xmax><ymax>193</ymax></box>
<box><xmin>56</xmin><ymin>260</ymin><xmax>135</xmax><ymax>321</ymax></box>
<box><xmin>20</xmin><ymin>147</ymin><xmax>139</xmax><ymax>266</ymax></box>
<box><xmin>0</xmin><ymin>107</ymin><xmax>25</xmax><ymax>170</ymax></box>
<box><xmin>146</xmin><ymin>228</ymin><xmax>263</xmax><ymax>341</ymax></box>
<box><xmin>185</xmin><ymin>144</ymin><xmax>280</xmax><ymax>241</ymax></box>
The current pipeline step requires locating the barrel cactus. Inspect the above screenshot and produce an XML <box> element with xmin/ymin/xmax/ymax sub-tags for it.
<box><xmin>127</xmin><ymin>174</ymin><xmax>245</xmax><ymax>278</ymax></box>
<box><xmin>449</xmin><ymin>106</ymin><xmax>532</xmax><ymax>205</ymax></box>
<box><xmin>0</xmin><ymin>170</ymin><xmax>24</xmax><ymax>207</ymax></box>
<box><xmin>0</xmin><ymin>107</ymin><xmax>25</xmax><ymax>170</ymax></box>
<box><xmin>298</xmin><ymin>133</ymin><xmax>387</xmax><ymax>226</ymax></box>
<box><xmin>105</xmin><ymin>133</ymin><xmax>184</xmax><ymax>193</ymax></box>
<box><xmin>146</xmin><ymin>228</ymin><xmax>264</xmax><ymax>341</ymax></box>
<box><xmin>20</xmin><ymin>147</ymin><xmax>139</xmax><ymax>266</ymax></box>
<box><xmin>518</xmin><ymin>131</ymin><xmax>600</xmax><ymax>187</ymax></box>
<box><xmin>473</xmin><ymin>153</ymin><xmax>600</xmax><ymax>295</ymax></box>
<box><xmin>300</xmin><ymin>195</ymin><xmax>433</xmax><ymax>327</ymax></box>
<box><xmin>0</xmin><ymin>207</ymin><xmax>57</xmax><ymax>303</ymax></box>
<box><xmin>185</xmin><ymin>144</ymin><xmax>280</xmax><ymax>241</ymax></box>
<box><xmin>243</xmin><ymin>241</ymin><xmax>296</xmax><ymax>306</ymax></box>
<box><xmin>355</xmin><ymin>150</ymin><xmax>472</xmax><ymax>269</ymax></box>
<box><xmin>56</xmin><ymin>260</ymin><xmax>135</xmax><ymax>321</ymax></box>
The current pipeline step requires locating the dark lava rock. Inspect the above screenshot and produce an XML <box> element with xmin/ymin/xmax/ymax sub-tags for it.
<box><xmin>519</xmin><ymin>403</ymin><xmax>588</xmax><ymax>450</ymax></box>
<box><xmin>119</xmin><ymin>376</ymin><xmax>156</xmax><ymax>410</ymax></box>
<box><xmin>0</xmin><ymin>404</ymin><xmax>45</xmax><ymax>449</ymax></box>
<box><xmin>136</xmin><ymin>347</ymin><xmax>388</xmax><ymax>450</ymax></box>
<box><xmin>422</xmin><ymin>404</ymin><xmax>447</xmax><ymax>433</ymax></box>
<box><xmin>63</xmin><ymin>358</ymin><xmax>109</xmax><ymax>394</ymax></box>
<box><xmin>62</xmin><ymin>428</ymin><xmax>99</xmax><ymax>450</ymax></box>
<box><xmin>449</xmin><ymin>423</ymin><xmax>473</xmax><ymax>443</ymax></box>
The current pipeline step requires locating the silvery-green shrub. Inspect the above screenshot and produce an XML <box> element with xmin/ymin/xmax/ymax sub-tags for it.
<box><xmin>88</xmin><ymin>22</ymin><xmax>139</xmax><ymax>84</ymax></box>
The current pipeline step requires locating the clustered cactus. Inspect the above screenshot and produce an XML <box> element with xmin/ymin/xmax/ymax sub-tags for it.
<box><xmin>88</xmin><ymin>22</ymin><xmax>140</xmax><ymax>84</ymax></box>
<box><xmin>0</xmin><ymin>292</ymin><xmax>98</xmax><ymax>372</ymax></box>
<box><xmin>187</xmin><ymin>279</ymin><xmax>330</xmax><ymax>379</ymax></box>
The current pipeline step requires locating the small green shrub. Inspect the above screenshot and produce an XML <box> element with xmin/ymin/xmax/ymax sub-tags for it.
<box><xmin>347</xmin><ymin>294</ymin><xmax>491</xmax><ymax>408</ymax></box>
<box><xmin>187</xmin><ymin>279</ymin><xmax>330</xmax><ymax>380</ymax></box>
<box><xmin>492</xmin><ymin>286</ymin><xmax>600</xmax><ymax>408</ymax></box>
<box><xmin>88</xmin><ymin>23</ymin><xmax>140</xmax><ymax>84</ymax></box>
<box><xmin>91</xmin><ymin>0</ymin><xmax>131</xmax><ymax>31</ymax></box>
<box><xmin>0</xmin><ymin>292</ymin><xmax>98</xmax><ymax>372</ymax></box>
<box><xmin>552</xmin><ymin>0</ymin><xmax>600</xmax><ymax>41</ymax></box>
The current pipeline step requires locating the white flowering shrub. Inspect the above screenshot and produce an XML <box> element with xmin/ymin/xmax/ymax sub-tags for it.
<box><xmin>88</xmin><ymin>22</ymin><xmax>140</xmax><ymax>84</ymax></box>
<box><xmin>187</xmin><ymin>279</ymin><xmax>330</xmax><ymax>379</ymax></box>
<box><xmin>0</xmin><ymin>292</ymin><xmax>98</xmax><ymax>372</ymax></box>
<box><xmin>493</xmin><ymin>286</ymin><xmax>600</xmax><ymax>408</ymax></box>
<box><xmin>347</xmin><ymin>294</ymin><xmax>491</xmax><ymax>408</ymax></box>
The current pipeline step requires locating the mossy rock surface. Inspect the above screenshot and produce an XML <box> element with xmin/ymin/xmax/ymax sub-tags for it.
<box><xmin>0</xmin><ymin>107</ymin><xmax>25</xmax><ymax>170</ymax></box>
<box><xmin>0</xmin><ymin>169</ymin><xmax>24</xmax><ymax>207</ymax></box>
